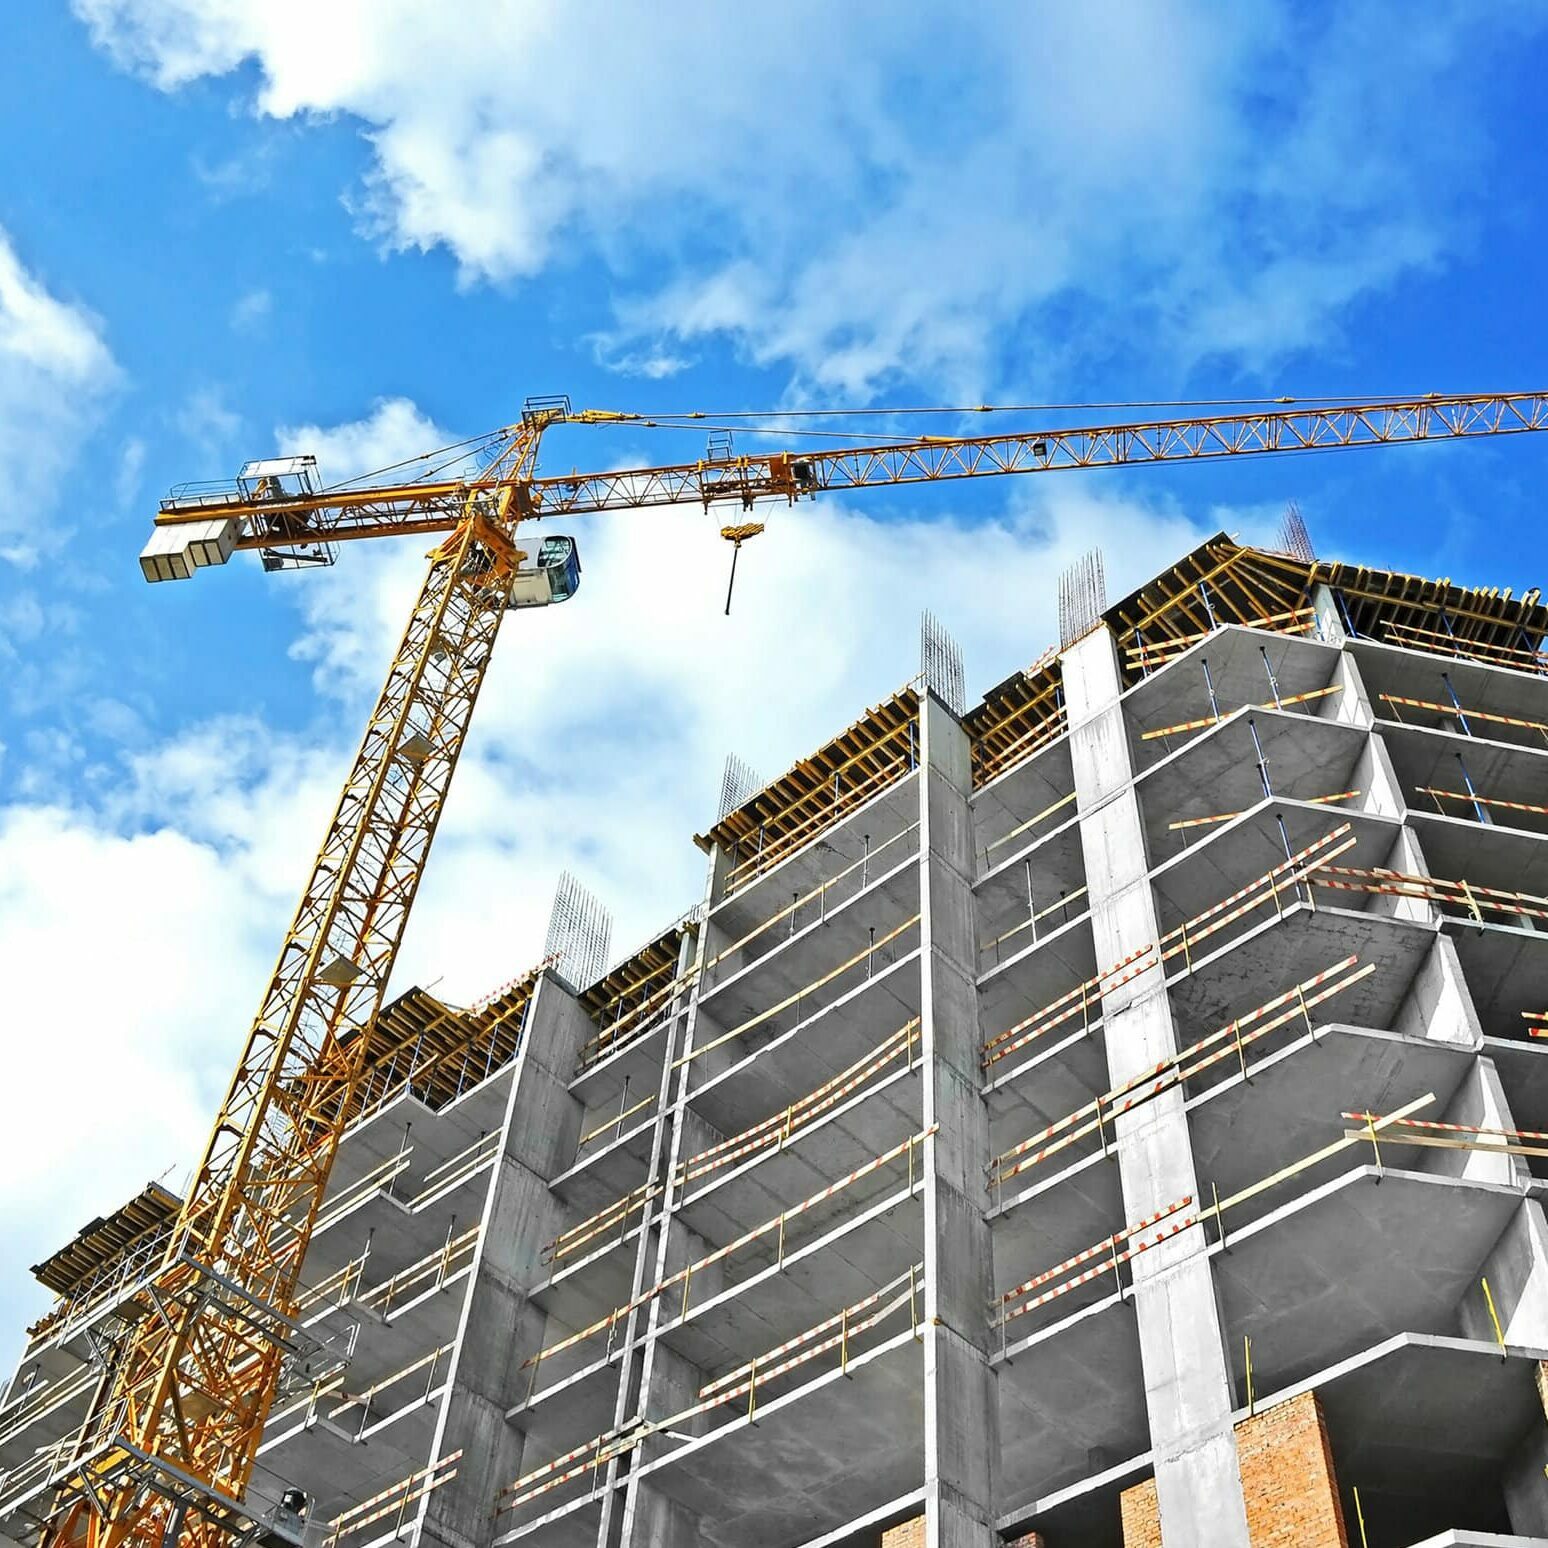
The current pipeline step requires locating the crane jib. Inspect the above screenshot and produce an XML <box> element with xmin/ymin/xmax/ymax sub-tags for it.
<box><xmin>140</xmin><ymin>392</ymin><xmax>1548</xmax><ymax>576</ymax></box>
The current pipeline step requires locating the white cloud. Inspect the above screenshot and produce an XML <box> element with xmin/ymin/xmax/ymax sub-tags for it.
<box><xmin>73</xmin><ymin>2</ymin><xmax>1539</xmax><ymax>396</ymax></box>
<box><xmin>115</xmin><ymin>435</ymin><xmax>147</xmax><ymax>507</ymax></box>
<box><xmin>230</xmin><ymin>286</ymin><xmax>273</xmax><ymax>332</ymax></box>
<box><xmin>173</xmin><ymin>386</ymin><xmax>243</xmax><ymax>459</ymax></box>
<box><xmin>0</xmin><ymin>734</ymin><xmax>334</xmax><ymax>1348</ymax></box>
<box><xmin>0</xmin><ymin>229</ymin><xmax>118</xmax><ymax>557</ymax></box>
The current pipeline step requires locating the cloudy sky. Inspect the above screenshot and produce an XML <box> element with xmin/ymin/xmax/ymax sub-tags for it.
<box><xmin>2</xmin><ymin>0</ymin><xmax>1548</xmax><ymax>1354</ymax></box>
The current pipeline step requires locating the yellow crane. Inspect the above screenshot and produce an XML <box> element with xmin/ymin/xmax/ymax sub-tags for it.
<box><xmin>40</xmin><ymin>390</ymin><xmax>1548</xmax><ymax>1548</ymax></box>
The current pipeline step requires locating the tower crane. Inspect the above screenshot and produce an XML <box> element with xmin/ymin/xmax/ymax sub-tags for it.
<box><xmin>39</xmin><ymin>390</ymin><xmax>1548</xmax><ymax>1548</ymax></box>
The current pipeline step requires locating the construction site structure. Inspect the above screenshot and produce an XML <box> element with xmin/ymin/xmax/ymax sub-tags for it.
<box><xmin>25</xmin><ymin>391</ymin><xmax>1541</xmax><ymax>1548</ymax></box>
<box><xmin>7</xmin><ymin>529</ymin><xmax>1548</xmax><ymax>1546</ymax></box>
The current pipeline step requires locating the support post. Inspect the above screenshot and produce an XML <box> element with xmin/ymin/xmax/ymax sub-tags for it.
<box><xmin>1061</xmin><ymin>624</ymin><xmax>1252</xmax><ymax>1548</ymax></box>
<box><xmin>918</xmin><ymin>692</ymin><xmax>1000</xmax><ymax>1546</ymax></box>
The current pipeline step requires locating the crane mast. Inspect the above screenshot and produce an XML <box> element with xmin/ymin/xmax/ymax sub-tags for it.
<box><xmin>37</xmin><ymin>389</ymin><xmax>1548</xmax><ymax>1548</ymax></box>
<box><xmin>45</xmin><ymin>415</ymin><xmax>554</xmax><ymax>1548</ymax></box>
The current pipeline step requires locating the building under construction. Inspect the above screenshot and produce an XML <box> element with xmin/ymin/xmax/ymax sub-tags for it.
<box><xmin>7</xmin><ymin>528</ymin><xmax>1548</xmax><ymax>1548</ymax></box>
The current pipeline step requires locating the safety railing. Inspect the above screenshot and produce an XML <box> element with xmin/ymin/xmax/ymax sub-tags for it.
<box><xmin>987</xmin><ymin>956</ymin><xmax>1371</xmax><ymax>1197</ymax></box>
<box><xmin>24</xmin><ymin>1221</ymin><xmax>177</xmax><ymax>1343</ymax></box>
<box><xmin>548</xmin><ymin>1023</ymin><xmax>921</xmax><ymax>1268</ymax></box>
<box><xmin>324</xmin><ymin>1451</ymin><xmax>462</xmax><ymax>1548</ymax></box>
<box><xmin>519</xmin><ymin>1128</ymin><xmax>934</xmax><ymax>1390</ymax></box>
<box><xmin>723</xmin><ymin>723</ymin><xmax>918</xmax><ymax>897</ymax></box>
<box><xmin>1382</xmin><ymin>619</ymin><xmax>1548</xmax><ymax>678</ymax></box>
<box><xmin>679</xmin><ymin>915</ymin><xmax>921</xmax><ymax>1075</ymax></box>
<box><xmin>974</xmin><ymin>704</ymin><xmax>1068</xmax><ymax>788</ymax></box>
<box><xmin>356</xmin><ymin>1226</ymin><xmax>479</xmax><ymax>1317</ymax></box>
<box><xmin>498</xmin><ymin>1265</ymin><xmax>922</xmax><ymax>1517</ymax></box>
<box><xmin>981</xmin><ymin>824</ymin><xmax>1356</xmax><ymax>1072</ymax></box>
<box><xmin>0</xmin><ymin>1363</ymin><xmax>99</xmax><ymax>1452</ymax></box>
<box><xmin>1125</xmin><ymin>607</ymin><xmax>1319</xmax><ymax>675</ymax></box>
<box><xmin>990</xmin><ymin>1093</ymin><xmax>1435</xmax><ymax>1340</ymax></box>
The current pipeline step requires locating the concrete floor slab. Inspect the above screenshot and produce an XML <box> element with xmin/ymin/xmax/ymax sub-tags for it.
<box><xmin>997</xmin><ymin>1444</ymin><xmax>1142</xmax><ymax>1548</ymax></box>
<box><xmin>1135</xmin><ymin>707</ymin><xmax>1367</xmax><ymax>864</ymax></box>
<box><xmin>1187</xmin><ymin>1023</ymin><xmax>1474</xmax><ymax>1230</ymax></box>
<box><xmin>678</xmin><ymin>1065</ymin><xmax>920</xmax><ymax>1246</ymax></box>
<box><xmin>1257</xmin><ymin>1333</ymin><xmax>1548</xmax><ymax>1544</ymax></box>
<box><xmin>497</xmin><ymin>1488</ymin><xmax>602</xmax><ymax>1547</ymax></box>
<box><xmin>1451</xmin><ymin>924</ymin><xmax>1548</xmax><ymax>1036</ymax></box>
<box><xmin>1405</xmin><ymin>1535</ymin><xmax>1548</xmax><ymax>1547</ymax></box>
<box><xmin>528</xmin><ymin>1227</ymin><xmax>640</xmax><ymax>1341</ymax></box>
<box><xmin>978</xmin><ymin>907</ymin><xmax>1097</xmax><ymax>1034</ymax></box>
<box><xmin>710</xmin><ymin>849</ymin><xmax>920</xmax><ymax>984</ymax></box>
<box><xmin>976</xmin><ymin>812</ymin><xmax>1087</xmax><ymax>973</ymax></box>
<box><xmin>657</xmin><ymin>1187</ymin><xmax>922</xmax><ymax>1384</ymax></box>
<box><xmin>632</xmin><ymin>1332</ymin><xmax>923</xmax><ymax>1548</ymax></box>
<box><xmin>1411</xmin><ymin>810</ymin><xmax>1548</xmax><ymax>902</ymax></box>
<box><xmin>1212</xmin><ymin>1171</ymin><xmax>1522</xmax><ymax>1398</ymax></box>
<box><xmin>710</xmin><ymin>774</ymin><xmax>920</xmax><ymax>939</ymax></box>
<box><xmin>1381</xmin><ymin>721</ymin><xmax>1548</xmax><ymax>836</ymax></box>
<box><xmin>1150</xmin><ymin>798</ymin><xmax>1399</xmax><ymax>935</ymax></box>
<box><xmin>993</xmin><ymin>1292</ymin><xmax>1148</xmax><ymax>1514</ymax></box>
<box><xmin>653</xmin><ymin>1182</ymin><xmax>916</xmax><ymax>1380</ymax></box>
<box><xmin>549</xmin><ymin>1111</ymin><xmax>654</xmax><ymax>1216</ymax></box>
<box><xmin>1166</xmin><ymin>901</ymin><xmax>1434</xmax><ymax>1048</ymax></box>
<box><xmin>1125</xmin><ymin>628</ymin><xmax>1341</xmax><ymax>772</ymax></box>
<box><xmin>332</xmin><ymin>1069</ymin><xmax>512</xmax><ymax>1193</ymax></box>
<box><xmin>566</xmin><ymin>1010</ymin><xmax>674</xmax><ymax>1116</ymax></box>
<box><xmin>1351</xmin><ymin>638</ymin><xmax>1548</xmax><ymax>732</ymax></box>
<box><xmin>700</xmin><ymin>857</ymin><xmax>919</xmax><ymax>1031</ymax></box>
<box><xmin>1484</xmin><ymin>1038</ymin><xmax>1548</xmax><ymax>1152</ymax></box>
<box><xmin>688</xmin><ymin>951</ymin><xmax>922</xmax><ymax>1137</ymax></box>
<box><xmin>971</xmin><ymin>738</ymin><xmax>1075</xmax><ymax>859</ymax></box>
<box><xmin>989</xmin><ymin>1148</ymin><xmax>1127</xmax><ymax>1311</ymax></box>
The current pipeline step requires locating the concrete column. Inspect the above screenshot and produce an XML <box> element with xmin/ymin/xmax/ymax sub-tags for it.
<box><xmin>1061</xmin><ymin>626</ymin><xmax>1251</xmax><ymax>1548</ymax></box>
<box><xmin>418</xmin><ymin>976</ymin><xmax>593</xmax><ymax>1548</ymax></box>
<box><xmin>917</xmin><ymin>692</ymin><xmax>1000</xmax><ymax>1547</ymax></box>
<box><xmin>1311</xmin><ymin>582</ymin><xmax>1349</xmax><ymax>646</ymax></box>
<box><xmin>1323</xmin><ymin>649</ymin><xmax>1373</xmax><ymax>728</ymax></box>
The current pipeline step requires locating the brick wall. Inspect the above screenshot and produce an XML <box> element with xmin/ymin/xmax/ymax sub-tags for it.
<box><xmin>1120</xmin><ymin>1478</ymin><xmax>1164</xmax><ymax>1548</ymax></box>
<box><xmin>1120</xmin><ymin>1392</ymin><xmax>1348</xmax><ymax>1547</ymax></box>
<box><xmin>880</xmin><ymin>1517</ymin><xmax>1044</xmax><ymax>1548</ymax></box>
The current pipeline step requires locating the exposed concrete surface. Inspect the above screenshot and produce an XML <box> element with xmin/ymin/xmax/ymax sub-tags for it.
<box><xmin>1064</xmin><ymin>625</ymin><xmax>1250</xmax><ymax>1548</ymax></box>
<box><xmin>17</xmin><ymin>604</ymin><xmax>1548</xmax><ymax>1548</ymax></box>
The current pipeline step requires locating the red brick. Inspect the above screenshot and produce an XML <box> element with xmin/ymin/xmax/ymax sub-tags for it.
<box><xmin>1119</xmin><ymin>1392</ymin><xmax>1348</xmax><ymax>1547</ymax></box>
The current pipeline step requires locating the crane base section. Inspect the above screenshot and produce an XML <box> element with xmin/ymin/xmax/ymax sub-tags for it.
<box><xmin>4</xmin><ymin>1436</ymin><xmax>327</xmax><ymax>1548</ymax></box>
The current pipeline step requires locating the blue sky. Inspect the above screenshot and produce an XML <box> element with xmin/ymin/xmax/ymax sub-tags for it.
<box><xmin>2</xmin><ymin>0</ymin><xmax>1548</xmax><ymax>1351</ymax></box>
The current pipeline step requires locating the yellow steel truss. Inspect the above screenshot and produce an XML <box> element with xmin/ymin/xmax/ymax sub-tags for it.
<box><xmin>44</xmin><ymin>423</ymin><xmax>551</xmax><ymax>1548</ymax></box>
